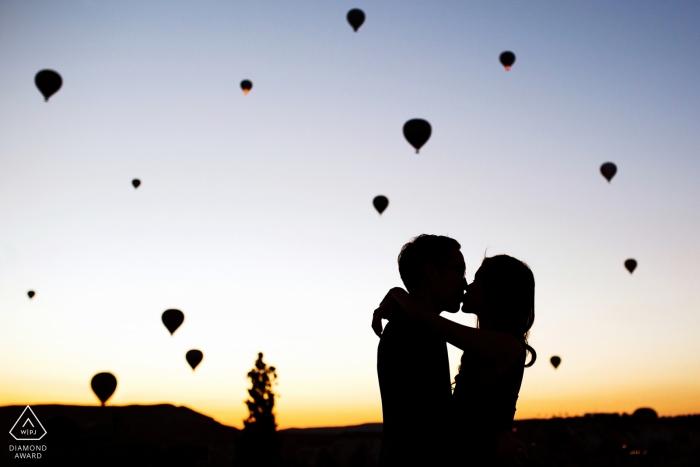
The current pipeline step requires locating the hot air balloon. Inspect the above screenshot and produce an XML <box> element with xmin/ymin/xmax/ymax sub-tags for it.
<box><xmin>240</xmin><ymin>80</ymin><xmax>252</xmax><ymax>95</ymax></box>
<box><xmin>132</xmin><ymin>179</ymin><xmax>141</xmax><ymax>189</ymax></box>
<box><xmin>373</xmin><ymin>196</ymin><xmax>389</xmax><ymax>214</ymax></box>
<box><xmin>27</xmin><ymin>291</ymin><xmax>35</xmax><ymax>299</ymax></box>
<box><xmin>91</xmin><ymin>372</ymin><xmax>117</xmax><ymax>406</ymax></box>
<box><xmin>499</xmin><ymin>51</ymin><xmax>516</xmax><ymax>71</ymax></box>
<box><xmin>186</xmin><ymin>350</ymin><xmax>203</xmax><ymax>371</ymax></box>
<box><xmin>550</xmin><ymin>356</ymin><xmax>561</xmax><ymax>369</ymax></box>
<box><xmin>35</xmin><ymin>70</ymin><xmax>63</xmax><ymax>102</ymax></box>
<box><xmin>600</xmin><ymin>162</ymin><xmax>617</xmax><ymax>182</ymax></box>
<box><xmin>624</xmin><ymin>259</ymin><xmax>637</xmax><ymax>274</ymax></box>
<box><xmin>347</xmin><ymin>9</ymin><xmax>365</xmax><ymax>32</ymax></box>
<box><xmin>403</xmin><ymin>119</ymin><xmax>432</xmax><ymax>153</ymax></box>
<box><xmin>162</xmin><ymin>309</ymin><xmax>184</xmax><ymax>335</ymax></box>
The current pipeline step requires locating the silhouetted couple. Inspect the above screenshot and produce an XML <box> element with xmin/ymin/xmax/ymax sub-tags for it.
<box><xmin>373</xmin><ymin>235</ymin><xmax>536</xmax><ymax>466</ymax></box>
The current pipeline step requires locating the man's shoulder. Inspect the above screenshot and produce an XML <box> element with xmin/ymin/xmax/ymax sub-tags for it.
<box><xmin>380</xmin><ymin>317</ymin><xmax>417</xmax><ymax>340</ymax></box>
<box><xmin>379</xmin><ymin>318</ymin><xmax>441</xmax><ymax>350</ymax></box>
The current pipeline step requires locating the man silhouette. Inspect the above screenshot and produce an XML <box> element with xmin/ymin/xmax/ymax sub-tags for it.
<box><xmin>375</xmin><ymin>234</ymin><xmax>466</xmax><ymax>467</ymax></box>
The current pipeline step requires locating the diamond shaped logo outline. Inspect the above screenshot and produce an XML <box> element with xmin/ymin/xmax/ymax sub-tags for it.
<box><xmin>9</xmin><ymin>406</ymin><xmax>47</xmax><ymax>441</ymax></box>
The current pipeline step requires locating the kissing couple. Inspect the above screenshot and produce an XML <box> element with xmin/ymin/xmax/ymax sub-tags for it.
<box><xmin>373</xmin><ymin>234</ymin><xmax>536</xmax><ymax>467</ymax></box>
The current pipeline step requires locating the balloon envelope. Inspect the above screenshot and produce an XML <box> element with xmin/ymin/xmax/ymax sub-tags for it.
<box><xmin>600</xmin><ymin>162</ymin><xmax>617</xmax><ymax>182</ymax></box>
<box><xmin>373</xmin><ymin>196</ymin><xmax>389</xmax><ymax>214</ymax></box>
<box><xmin>347</xmin><ymin>9</ymin><xmax>365</xmax><ymax>32</ymax></box>
<box><xmin>162</xmin><ymin>309</ymin><xmax>184</xmax><ymax>335</ymax></box>
<box><xmin>240</xmin><ymin>80</ymin><xmax>252</xmax><ymax>95</ymax></box>
<box><xmin>27</xmin><ymin>291</ymin><xmax>35</xmax><ymax>299</ymax></box>
<box><xmin>550</xmin><ymin>356</ymin><xmax>561</xmax><ymax>369</ymax></box>
<box><xmin>132</xmin><ymin>179</ymin><xmax>141</xmax><ymax>189</ymax></box>
<box><xmin>624</xmin><ymin>259</ymin><xmax>637</xmax><ymax>274</ymax></box>
<box><xmin>499</xmin><ymin>51</ymin><xmax>516</xmax><ymax>70</ymax></box>
<box><xmin>35</xmin><ymin>70</ymin><xmax>62</xmax><ymax>101</ymax></box>
<box><xmin>186</xmin><ymin>350</ymin><xmax>203</xmax><ymax>370</ymax></box>
<box><xmin>91</xmin><ymin>372</ymin><xmax>117</xmax><ymax>406</ymax></box>
<box><xmin>403</xmin><ymin>119</ymin><xmax>432</xmax><ymax>153</ymax></box>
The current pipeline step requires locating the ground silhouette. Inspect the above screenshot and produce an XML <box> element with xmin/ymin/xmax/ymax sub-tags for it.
<box><xmin>2</xmin><ymin>405</ymin><xmax>699</xmax><ymax>466</ymax></box>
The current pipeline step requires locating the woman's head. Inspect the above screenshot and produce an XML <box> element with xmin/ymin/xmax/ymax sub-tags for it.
<box><xmin>463</xmin><ymin>254</ymin><xmax>536</xmax><ymax>366</ymax></box>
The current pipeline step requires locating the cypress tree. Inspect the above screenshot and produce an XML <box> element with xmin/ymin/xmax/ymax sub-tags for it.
<box><xmin>237</xmin><ymin>352</ymin><xmax>280</xmax><ymax>466</ymax></box>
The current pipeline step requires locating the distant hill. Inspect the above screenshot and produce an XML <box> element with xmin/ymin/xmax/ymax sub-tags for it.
<box><xmin>0</xmin><ymin>404</ymin><xmax>239</xmax><ymax>466</ymax></box>
<box><xmin>282</xmin><ymin>423</ymin><xmax>382</xmax><ymax>435</ymax></box>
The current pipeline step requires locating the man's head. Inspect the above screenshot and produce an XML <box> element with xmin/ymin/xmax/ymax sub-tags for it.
<box><xmin>397</xmin><ymin>234</ymin><xmax>466</xmax><ymax>313</ymax></box>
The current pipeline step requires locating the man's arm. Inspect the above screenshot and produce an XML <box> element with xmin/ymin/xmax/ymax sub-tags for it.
<box><xmin>387</xmin><ymin>288</ymin><xmax>523</xmax><ymax>372</ymax></box>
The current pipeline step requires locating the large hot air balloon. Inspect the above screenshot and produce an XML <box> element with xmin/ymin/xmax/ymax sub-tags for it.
<box><xmin>347</xmin><ymin>9</ymin><xmax>365</xmax><ymax>32</ymax></box>
<box><xmin>35</xmin><ymin>70</ymin><xmax>63</xmax><ymax>102</ymax></box>
<box><xmin>162</xmin><ymin>309</ymin><xmax>184</xmax><ymax>335</ymax></box>
<box><xmin>91</xmin><ymin>372</ymin><xmax>117</xmax><ymax>406</ymax></box>
<box><xmin>600</xmin><ymin>162</ymin><xmax>617</xmax><ymax>183</ymax></box>
<box><xmin>132</xmin><ymin>179</ymin><xmax>141</xmax><ymax>189</ymax></box>
<box><xmin>403</xmin><ymin>119</ymin><xmax>431</xmax><ymax>153</ymax></box>
<box><xmin>186</xmin><ymin>350</ymin><xmax>203</xmax><ymax>371</ymax></box>
<box><xmin>550</xmin><ymin>356</ymin><xmax>561</xmax><ymax>369</ymax></box>
<box><xmin>624</xmin><ymin>259</ymin><xmax>637</xmax><ymax>274</ymax></box>
<box><xmin>240</xmin><ymin>80</ymin><xmax>253</xmax><ymax>95</ymax></box>
<box><xmin>373</xmin><ymin>196</ymin><xmax>389</xmax><ymax>215</ymax></box>
<box><xmin>499</xmin><ymin>51</ymin><xmax>516</xmax><ymax>71</ymax></box>
<box><xmin>27</xmin><ymin>291</ymin><xmax>35</xmax><ymax>299</ymax></box>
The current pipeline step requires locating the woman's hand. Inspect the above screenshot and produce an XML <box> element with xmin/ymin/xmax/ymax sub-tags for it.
<box><xmin>371</xmin><ymin>288</ymin><xmax>403</xmax><ymax>337</ymax></box>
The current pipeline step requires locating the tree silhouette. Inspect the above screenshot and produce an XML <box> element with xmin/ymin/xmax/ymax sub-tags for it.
<box><xmin>236</xmin><ymin>352</ymin><xmax>280</xmax><ymax>467</ymax></box>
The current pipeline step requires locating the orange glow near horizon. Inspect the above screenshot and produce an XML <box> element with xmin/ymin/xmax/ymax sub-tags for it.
<box><xmin>2</xmin><ymin>383</ymin><xmax>700</xmax><ymax>430</ymax></box>
<box><xmin>1</xmin><ymin>397</ymin><xmax>699</xmax><ymax>430</ymax></box>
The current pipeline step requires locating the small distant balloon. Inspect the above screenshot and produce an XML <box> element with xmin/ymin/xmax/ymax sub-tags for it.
<box><xmin>347</xmin><ymin>9</ymin><xmax>365</xmax><ymax>32</ymax></box>
<box><xmin>186</xmin><ymin>350</ymin><xmax>203</xmax><ymax>371</ymax></box>
<box><xmin>403</xmin><ymin>119</ymin><xmax>432</xmax><ymax>153</ymax></box>
<box><xmin>27</xmin><ymin>290</ymin><xmax>35</xmax><ymax>299</ymax></box>
<box><xmin>240</xmin><ymin>80</ymin><xmax>253</xmax><ymax>95</ymax></box>
<box><xmin>373</xmin><ymin>195</ymin><xmax>389</xmax><ymax>215</ymax></box>
<box><xmin>600</xmin><ymin>162</ymin><xmax>617</xmax><ymax>183</ymax></box>
<box><xmin>624</xmin><ymin>259</ymin><xmax>637</xmax><ymax>274</ymax></box>
<box><xmin>550</xmin><ymin>356</ymin><xmax>561</xmax><ymax>369</ymax></box>
<box><xmin>35</xmin><ymin>70</ymin><xmax>63</xmax><ymax>102</ymax></box>
<box><xmin>91</xmin><ymin>372</ymin><xmax>117</xmax><ymax>406</ymax></box>
<box><xmin>162</xmin><ymin>309</ymin><xmax>184</xmax><ymax>335</ymax></box>
<box><xmin>499</xmin><ymin>51</ymin><xmax>516</xmax><ymax>71</ymax></box>
<box><xmin>132</xmin><ymin>179</ymin><xmax>141</xmax><ymax>189</ymax></box>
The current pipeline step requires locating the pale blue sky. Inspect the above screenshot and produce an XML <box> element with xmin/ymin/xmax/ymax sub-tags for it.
<box><xmin>1</xmin><ymin>1</ymin><xmax>699</xmax><ymax>426</ymax></box>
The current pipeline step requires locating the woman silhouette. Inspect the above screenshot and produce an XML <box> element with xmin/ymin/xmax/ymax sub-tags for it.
<box><xmin>377</xmin><ymin>254</ymin><xmax>536</xmax><ymax>466</ymax></box>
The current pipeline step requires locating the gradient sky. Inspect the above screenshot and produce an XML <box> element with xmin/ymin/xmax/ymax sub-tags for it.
<box><xmin>1</xmin><ymin>1</ymin><xmax>700</xmax><ymax>429</ymax></box>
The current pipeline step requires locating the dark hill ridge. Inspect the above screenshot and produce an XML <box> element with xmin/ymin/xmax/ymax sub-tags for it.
<box><xmin>0</xmin><ymin>404</ymin><xmax>239</xmax><ymax>466</ymax></box>
<box><xmin>283</xmin><ymin>423</ymin><xmax>382</xmax><ymax>435</ymax></box>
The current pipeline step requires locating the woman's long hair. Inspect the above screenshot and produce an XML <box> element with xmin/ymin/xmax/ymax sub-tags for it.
<box><xmin>478</xmin><ymin>255</ymin><xmax>536</xmax><ymax>367</ymax></box>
